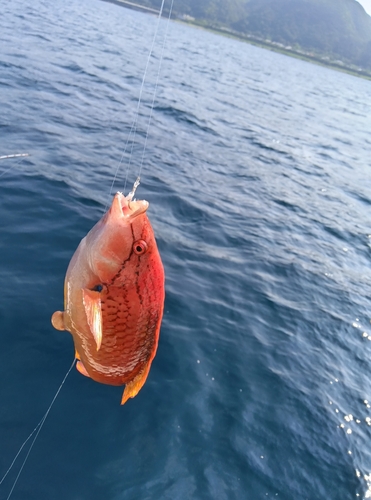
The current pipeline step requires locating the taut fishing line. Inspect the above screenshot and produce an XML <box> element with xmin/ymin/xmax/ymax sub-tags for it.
<box><xmin>107</xmin><ymin>0</ymin><xmax>173</xmax><ymax>206</ymax></box>
<box><xmin>138</xmin><ymin>0</ymin><xmax>175</xmax><ymax>181</ymax></box>
<box><xmin>0</xmin><ymin>154</ymin><xmax>30</xmax><ymax>179</ymax></box>
<box><xmin>0</xmin><ymin>359</ymin><xmax>76</xmax><ymax>499</ymax></box>
<box><xmin>107</xmin><ymin>0</ymin><xmax>166</xmax><ymax>205</ymax></box>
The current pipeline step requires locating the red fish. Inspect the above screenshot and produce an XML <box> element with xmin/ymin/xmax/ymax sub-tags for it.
<box><xmin>51</xmin><ymin>181</ymin><xmax>165</xmax><ymax>404</ymax></box>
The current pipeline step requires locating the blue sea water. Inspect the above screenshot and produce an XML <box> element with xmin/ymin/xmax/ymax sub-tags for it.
<box><xmin>1</xmin><ymin>0</ymin><xmax>371</xmax><ymax>498</ymax></box>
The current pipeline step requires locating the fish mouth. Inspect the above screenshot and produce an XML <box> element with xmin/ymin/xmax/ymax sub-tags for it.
<box><xmin>109</xmin><ymin>191</ymin><xmax>149</xmax><ymax>222</ymax></box>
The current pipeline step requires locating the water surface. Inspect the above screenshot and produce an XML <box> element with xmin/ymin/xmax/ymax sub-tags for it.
<box><xmin>1</xmin><ymin>0</ymin><xmax>371</xmax><ymax>499</ymax></box>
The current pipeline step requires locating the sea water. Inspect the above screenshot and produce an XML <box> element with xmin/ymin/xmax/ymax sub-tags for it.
<box><xmin>1</xmin><ymin>0</ymin><xmax>371</xmax><ymax>498</ymax></box>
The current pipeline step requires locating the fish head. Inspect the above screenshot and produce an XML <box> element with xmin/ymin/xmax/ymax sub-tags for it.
<box><xmin>84</xmin><ymin>191</ymin><xmax>152</xmax><ymax>283</ymax></box>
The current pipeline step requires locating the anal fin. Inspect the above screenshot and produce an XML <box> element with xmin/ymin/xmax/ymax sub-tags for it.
<box><xmin>76</xmin><ymin>360</ymin><xmax>90</xmax><ymax>378</ymax></box>
<box><xmin>121</xmin><ymin>364</ymin><xmax>151</xmax><ymax>405</ymax></box>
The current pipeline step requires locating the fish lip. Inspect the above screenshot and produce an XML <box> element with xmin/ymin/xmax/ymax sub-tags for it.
<box><xmin>111</xmin><ymin>192</ymin><xmax>149</xmax><ymax>221</ymax></box>
<box><xmin>127</xmin><ymin>199</ymin><xmax>149</xmax><ymax>219</ymax></box>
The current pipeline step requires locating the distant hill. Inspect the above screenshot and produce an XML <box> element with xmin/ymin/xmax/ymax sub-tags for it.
<box><xmin>134</xmin><ymin>0</ymin><xmax>371</xmax><ymax>70</ymax></box>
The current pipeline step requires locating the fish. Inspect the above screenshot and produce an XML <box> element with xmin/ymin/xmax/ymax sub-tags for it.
<box><xmin>51</xmin><ymin>180</ymin><xmax>165</xmax><ymax>404</ymax></box>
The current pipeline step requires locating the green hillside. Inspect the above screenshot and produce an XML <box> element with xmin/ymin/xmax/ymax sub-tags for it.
<box><xmin>137</xmin><ymin>0</ymin><xmax>371</xmax><ymax>70</ymax></box>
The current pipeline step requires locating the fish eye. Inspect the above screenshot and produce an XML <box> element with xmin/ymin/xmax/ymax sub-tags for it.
<box><xmin>92</xmin><ymin>284</ymin><xmax>103</xmax><ymax>292</ymax></box>
<box><xmin>133</xmin><ymin>239</ymin><xmax>148</xmax><ymax>255</ymax></box>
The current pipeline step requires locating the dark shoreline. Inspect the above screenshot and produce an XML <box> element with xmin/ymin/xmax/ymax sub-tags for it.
<box><xmin>100</xmin><ymin>0</ymin><xmax>371</xmax><ymax>80</ymax></box>
<box><xmin>100</xmin><ymin>0</ymin><xmax>160</xmax><ymax>15</ymax></box>
<box><xmin>186</xmin><ymin>20</ymin><xmax>371</xmax><ymax>81</ymax></box>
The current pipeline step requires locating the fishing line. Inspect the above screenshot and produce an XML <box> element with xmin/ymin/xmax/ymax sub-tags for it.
<box><xmin>0</xmin><ymin>359</ymin><xmax>76</xmax><ymax>500</ymax></box>
<box><xmin>106</xmin><ymin>0</ymin><xmax>167</xmax><ymax>208</ymax></box>
<box><xmin>138</xmin><ymin>0</ymin><xmax>175</xmax><ymax>181</ymax></box>
<box><xmin>0</xmin><ymin>154</ymin><xmax>30</xmax><ymax>179</ymax></box>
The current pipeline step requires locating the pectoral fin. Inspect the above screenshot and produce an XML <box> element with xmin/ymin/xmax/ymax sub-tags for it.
<box><xmin>82</xmin><ymin>288</ymin><xmax>102</xmax><ymax>350</ymax></box>
<box><xmin>51</xmin><ymin>311</ymin><xmax>66</xmax><ymax>331</ymax></box>
<box><xmin>121</xmin><ymin>364</ymin><xmax>151</xmax><ymax>405</ymax></box>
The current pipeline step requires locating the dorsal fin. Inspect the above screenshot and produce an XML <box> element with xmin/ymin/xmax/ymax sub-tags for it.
<box><xmin>82</xmin><ymin>289</ymin><xmax>102</xmax><ymax>350</ymax></box>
